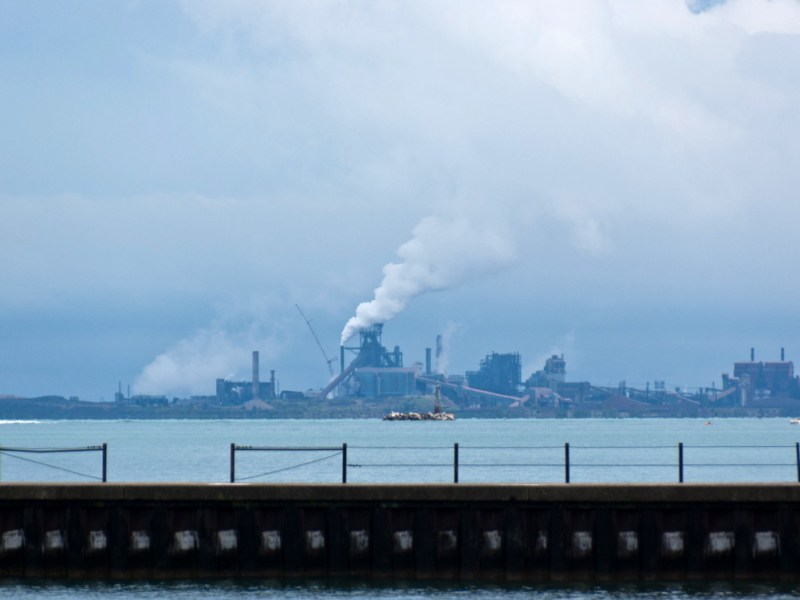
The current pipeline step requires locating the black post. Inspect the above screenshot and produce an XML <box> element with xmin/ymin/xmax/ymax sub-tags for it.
<box><xmin>565</xmin><ymin>443</ymin><xmax>570</xmax><ymax>484</ymax></box>
<box><xmin>102</xmin><ymin>443</ymin><xmax>107</xmax><ymax>483</ymax></box>
<box><xmin>795</xmin><ymin>442</ymin><xmax>799</xmax><ymax>483</ymax></box>
<box><xmin>342</xmin><ymin>443</ymin><xmax>347</xmax><ymax>484</ymax></box>
<box><xmin>230</xmin><ymin>443</ymin><xmax>235</xmax><ymax>483</ymax></box>
<box><xmin>678</xmin><ymin>442</ymin><xmax>684</xmax><ymax>483</ymax></box>
<box><xmin>454</xmin><ymin>443</ymin><xmax>459</xmax><ymax>483</ymax></box>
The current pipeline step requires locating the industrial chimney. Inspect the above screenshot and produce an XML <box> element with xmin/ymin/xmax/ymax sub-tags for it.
<box><xmin>425</xmin><ymin>347</ymin><xmax>432</xmax><ymax>376</ymax></box>
<box><xmin>252</xmin><ymin>351</ymin><xmax>260</xmax><ymax>400</ymax></box>
<box><xmin>750</xmin><ymin>347</ymin><xmax>755</xmax><ymax>362</ymax></box>
<box><xmin>782</xmin><ymin>347</ymin><xmax>786</xmax><ymax>362</ymax></box>
<box><xmin>436</xmin><ymin>334</ymin><xmax>443</xmax><ymax>373</ymax></box>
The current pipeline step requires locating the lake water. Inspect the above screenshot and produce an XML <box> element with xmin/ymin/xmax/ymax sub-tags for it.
<box><xmin>1</xmin><ymin>417</ymin><xmax>799</xmax><ymax>484</ymax></box>
<box><xmin>1</xmin><ymin>417</ymin><xmax>799</xmax><ymax>598</ymax></box>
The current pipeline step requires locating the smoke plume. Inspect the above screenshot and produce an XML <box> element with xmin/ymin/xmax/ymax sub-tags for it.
<box><xmin>134</xmin><ymin>324</ymin><xmax>280</xmax><ymax>397</ymax></box>
<box><xmin>340</xmin><ymin>214</ymin><xmax>516</xmax><ymax>344</ymax></box>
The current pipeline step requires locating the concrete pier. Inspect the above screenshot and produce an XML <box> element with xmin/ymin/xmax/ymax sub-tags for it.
<box><xmin>1</xmin><ymin>483</ymin><xmax>799</xmax><ymax>581</ymax></box>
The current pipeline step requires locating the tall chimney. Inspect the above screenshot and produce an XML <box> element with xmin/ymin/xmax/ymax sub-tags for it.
<box><xmin>425</xmin><ymin>348</ymin><xmax>432</xmax><ymax>375</ymax></box>
<box><xmin>252</xmin><ymin>350</ymin><xmax>260</xmax><ymax>399</ymax></box>
<box><xmin>750</xmin><ymin>347</ymin><xmax>755</xmax><ymax>362</ymax></box>
<box><xmin>782</xmin><ymin>347</ymin><xmax>786</xmax><ymax>361</ymax></box>
<box><xmin>270</xmin><ymin>369</ymin><xmax>276</xmax><ymax>400</ymax></box>
<box><xmin>436</xmin><ymin>335</ymin><xmax>443</xmax><ymax>372</ymax></box>
<box><xmin>340</xmin><ymin>345</ymin><xmax>345</xmax><ymax>375</ymax></box>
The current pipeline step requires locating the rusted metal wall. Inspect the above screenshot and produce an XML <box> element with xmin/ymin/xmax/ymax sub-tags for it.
<box><xmin>0</xmin><ymin>483</ymin><xmax>798</xmax><ymax>581</ymax></box>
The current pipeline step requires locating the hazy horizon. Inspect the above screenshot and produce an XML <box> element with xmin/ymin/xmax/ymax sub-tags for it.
<box><xmin>2</xmin><ymin>0</ymin><xmax>799</xmax><ymax>400</ymax></box>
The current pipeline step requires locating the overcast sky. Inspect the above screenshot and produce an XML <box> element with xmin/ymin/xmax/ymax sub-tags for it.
<box><xmin>2</xmin><ymin>0</ymin><xmax>800</xmax><ymax>400</ymax></box>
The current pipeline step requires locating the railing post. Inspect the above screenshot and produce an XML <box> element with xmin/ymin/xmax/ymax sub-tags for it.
<box><xmin>454</xmin><ymin>443</ymin><xmax>459</xmax><ymax>483</ymax></box>
<box><xmin>342</xmin><ymin>443</ymin><xmax>347</xmax><ymax>484</ymax></box>
<box><xmin>795</xmin><ymin>442</ymin><xmax>799</xmax><ymax>483</ymax></box>
<box><xmin>565</xmin><ymin>443</ymin><xmax>570</xmax><ymax>483</ymax></box>
<box><xmin>678</xmin><ymin>442</ymin><xmax>684</xmax><ymax>483</ymax></box>
<box><xmin>230</xmin><ymin>443</ymin><xmax>235</xmax><ymax>483</ymax></box>
<box><xmin>102</xmin><ymin>443</ymin><xmax>107</xmax><ymax>483</ymax></box>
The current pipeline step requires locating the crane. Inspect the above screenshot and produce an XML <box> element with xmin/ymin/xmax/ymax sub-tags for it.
<box><xmin>295</xmin><ymin>304</ymin><xmax>338</xmax><ymax>378</ymax></box>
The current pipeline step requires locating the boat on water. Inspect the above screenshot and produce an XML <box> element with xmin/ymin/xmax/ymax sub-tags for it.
<box><xmin>383</xmin><ymin>385</ymin><xmax>455</xmax><ymax>421</ymax></box>
<box><xmin>790</xmin><ymin>418</ymin><xmax>800</xmax><ymax>425</ymax></box>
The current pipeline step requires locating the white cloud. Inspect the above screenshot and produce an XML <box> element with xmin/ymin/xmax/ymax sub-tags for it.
<box><xmin>3</xmin><ymin>0</ymin><xmax>800</xmax><ymax>396</ymax></box>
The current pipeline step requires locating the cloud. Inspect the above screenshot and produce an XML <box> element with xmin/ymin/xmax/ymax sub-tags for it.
<box><xmin>4</xmin><ymin>0</ymin><xmax>800</xmax><ymax>397</ymax></box>
<box><xmin>173</xmin><ymin>1</ymin><xmax>800</xmax><ymax>218</ymax></box>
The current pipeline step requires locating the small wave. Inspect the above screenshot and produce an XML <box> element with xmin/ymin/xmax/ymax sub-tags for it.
<box><xmin>0</xmin><ymin>420</ymin><xmax>41</xmax><ymax>425</ymax></box>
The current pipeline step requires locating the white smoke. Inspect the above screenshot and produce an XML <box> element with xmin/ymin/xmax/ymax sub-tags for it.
<box><xmin>134</xmin><ymin>325</ymin><xmax>280</xmax><ymax>397</ymax></box>
<box><xmin>340</xmin><ymin>214</ymin><xmax>516</xmax><ymax>344</ymax></box>
<box><xmin>434</xmin><ymin>321</ymin><xmax>460</xmax><ymax>376</ymax></box>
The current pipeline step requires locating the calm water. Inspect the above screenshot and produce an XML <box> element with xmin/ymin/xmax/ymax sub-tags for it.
<box><xmin>1</xmin><ymin>417</ymin><xmax>800</xmax><ymax>598</ymax></box>
<box><xmin>1</xmin><ymin>580</ymin><xmax>800</xmax><ymax>600</ymax></box>
<box><xmin>0</xmin><ymin>417</ymin><xmax>799</xmax><ymax>484</ymax></box>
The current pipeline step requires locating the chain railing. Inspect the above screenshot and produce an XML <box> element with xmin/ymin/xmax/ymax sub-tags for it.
<box><xmin>0</xmin><ymin>444</ymin><xmax>107</xmax><ymax>482</ymax></box>
<box><xmin>229</xmin><ymin>442</ymin><xmax>800</xmax><ymax>484</ymax></box>
<box><xmin>230</xmin><ymin>443</ymin><xmax>347</xmax><ymax>483</ymax></box>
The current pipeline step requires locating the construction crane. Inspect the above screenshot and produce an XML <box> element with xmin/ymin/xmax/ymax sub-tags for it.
<box><xmin>295</xmin><ymin>304</ymin><xmax>338</xmax><ymax>378</ymax></box>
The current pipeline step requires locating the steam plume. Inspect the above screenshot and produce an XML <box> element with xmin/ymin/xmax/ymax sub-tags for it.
<box><xmin>340</xmin><ymin>214</ymin><xmax>515</xmax><ymax>344</ymax></box>
<box><xmin>134</xmin><ymin>325</ymin><xmax>279</xmax><ymax>397</ymax></box>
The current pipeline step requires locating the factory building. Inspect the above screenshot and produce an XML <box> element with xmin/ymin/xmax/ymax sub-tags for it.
<box><xmin>466</xmin><ymin>352</ymin><xmax>521</xmax><ymax>396</ymax></box>
<box><xmin>321</xmin><ymin>324</ymin><xmax>416</xmax><ymax>398</ymax></box>
<box><xmin>526</xmin><ymin>354</ymin><xmax>566</xmax><ymax>389</ymax></box>
<box><xmin>352</xmin><ymin>367</ymin><xmax>417</xmax><ymax>398</ymax></box>
<box><xmin>215</xmin><ymin>351</ymin><xmax>276</xmax><ymax>405</ymax></box>
<box><xmin>721</xmin><ymin>347</ymin><xmax>800</xmax><ymax>406</ymax></box>
<box><xmin>525</xmin><ymin>355</ymin><xmax>590</xmax><ymax>404</ymax></box>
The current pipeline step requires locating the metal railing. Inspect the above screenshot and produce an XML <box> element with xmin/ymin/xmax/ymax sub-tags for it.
<box><xmin>230</xmin><ymin>443</ymin><xmax>347</xmax><ymax>483</ymax></box>
<box><xmin>0</xmin><ymin>444</ymin><xmax>107</xmax><ymax>482</ymax></box>
<box><xmin>229</xmin><ymin>442</ymin><xmax>800</xmax><ymax>484</ymax></box>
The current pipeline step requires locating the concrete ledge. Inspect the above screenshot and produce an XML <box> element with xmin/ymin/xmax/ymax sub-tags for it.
<box><xmin>1</xmin><ymin>482</ymin><xmax>800</xmax><ymax>580</ymax></box>
<box><xmin>1</xmin><ymin>482</ymin><xmax>799</xmax><ymax>504</ymax></box>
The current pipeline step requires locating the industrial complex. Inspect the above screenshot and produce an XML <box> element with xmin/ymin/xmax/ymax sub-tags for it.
<box><xmin>107</xmin><ymin>321</ymin><xmax>800</xmax><ymax>419</ymax></box>
<box><xmin>4</xmin><ymin>321</ymin><xmax>800</xmax><ymax>419</ymax></box>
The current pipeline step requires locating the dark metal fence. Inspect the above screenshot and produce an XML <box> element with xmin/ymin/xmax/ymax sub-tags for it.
<box><xmin>0</xmin><ymin>444</ymin><xmax>107</xmax><ymax>482</ymax></box>
<box><xmin>230</xmin><ymin>442</ymin><xmax>800</xmax><ymax>484</ymax></box>
<box><xmin>230</xmin><ymin>444</ymin><xmax>347</xmax><ymax>483</ymax></box>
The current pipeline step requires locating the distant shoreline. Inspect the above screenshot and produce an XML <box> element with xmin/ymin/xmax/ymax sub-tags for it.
<box><xmin>0</xmin><ymin>396</ymin><xmax>796</xmax><ymax>420</ymax></box>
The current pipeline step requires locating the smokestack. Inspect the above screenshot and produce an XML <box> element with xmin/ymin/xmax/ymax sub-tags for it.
<box><xmin>782</xmin><ymin>347</ymin><xmax>785</xmax><ymax>361</ymax></box>
<box><xmin>270</xmin><ymin>369</ymin><xmax>276</xmax><ymax>400</ymax></box>
<box><xmin>252</xmin><ymin>350</ymin><xmax>260</xmax><ymax>399</ymax></box>
<box><xmin>425</xmin><ymin>348</ymin><xmax>432</xmax><ymax>375</ymax></box>
<box><xmin>340</xmin><ymin>345</ymin><xmax>345</xmax><ymax>375</ymax></box>
<box><xmin>750</xmin><ymin>347</ymin><xmax>755</xmax><ymax>362</ymax></box>
<box><xmin>436</xmin><ymin>335</ymin><xmax>442</xmax><ymax>372</ymax></box>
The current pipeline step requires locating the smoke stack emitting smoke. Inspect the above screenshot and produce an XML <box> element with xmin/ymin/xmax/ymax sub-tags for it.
<box><xmin>341</xmin><ymin>214</ymin><xmax>516</xmax><ymax>344</ymax></box>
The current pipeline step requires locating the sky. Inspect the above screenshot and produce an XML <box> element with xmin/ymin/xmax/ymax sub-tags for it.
<box><xmin>1</xmin><ymin>0</ymin><xmax>800</xmax><ymax>400</ymax></box>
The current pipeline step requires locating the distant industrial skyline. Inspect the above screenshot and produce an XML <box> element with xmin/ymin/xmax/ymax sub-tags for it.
<box><xmin>1</xmin><ymin>1</ymin><xmax>799</xmax><ymax>400</ymax></box>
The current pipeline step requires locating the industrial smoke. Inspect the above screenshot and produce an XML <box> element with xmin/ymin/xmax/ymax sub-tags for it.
<box><xmin>341</xmin><ymin>214</ymin><xmax>515</xmax><ymax>344</ymax></box>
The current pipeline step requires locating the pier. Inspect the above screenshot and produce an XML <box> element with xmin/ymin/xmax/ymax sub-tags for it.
<box><xmin>1</xmin><ymin>482</ymin><xmax>799</xmax><ymax>581</ymax></box>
